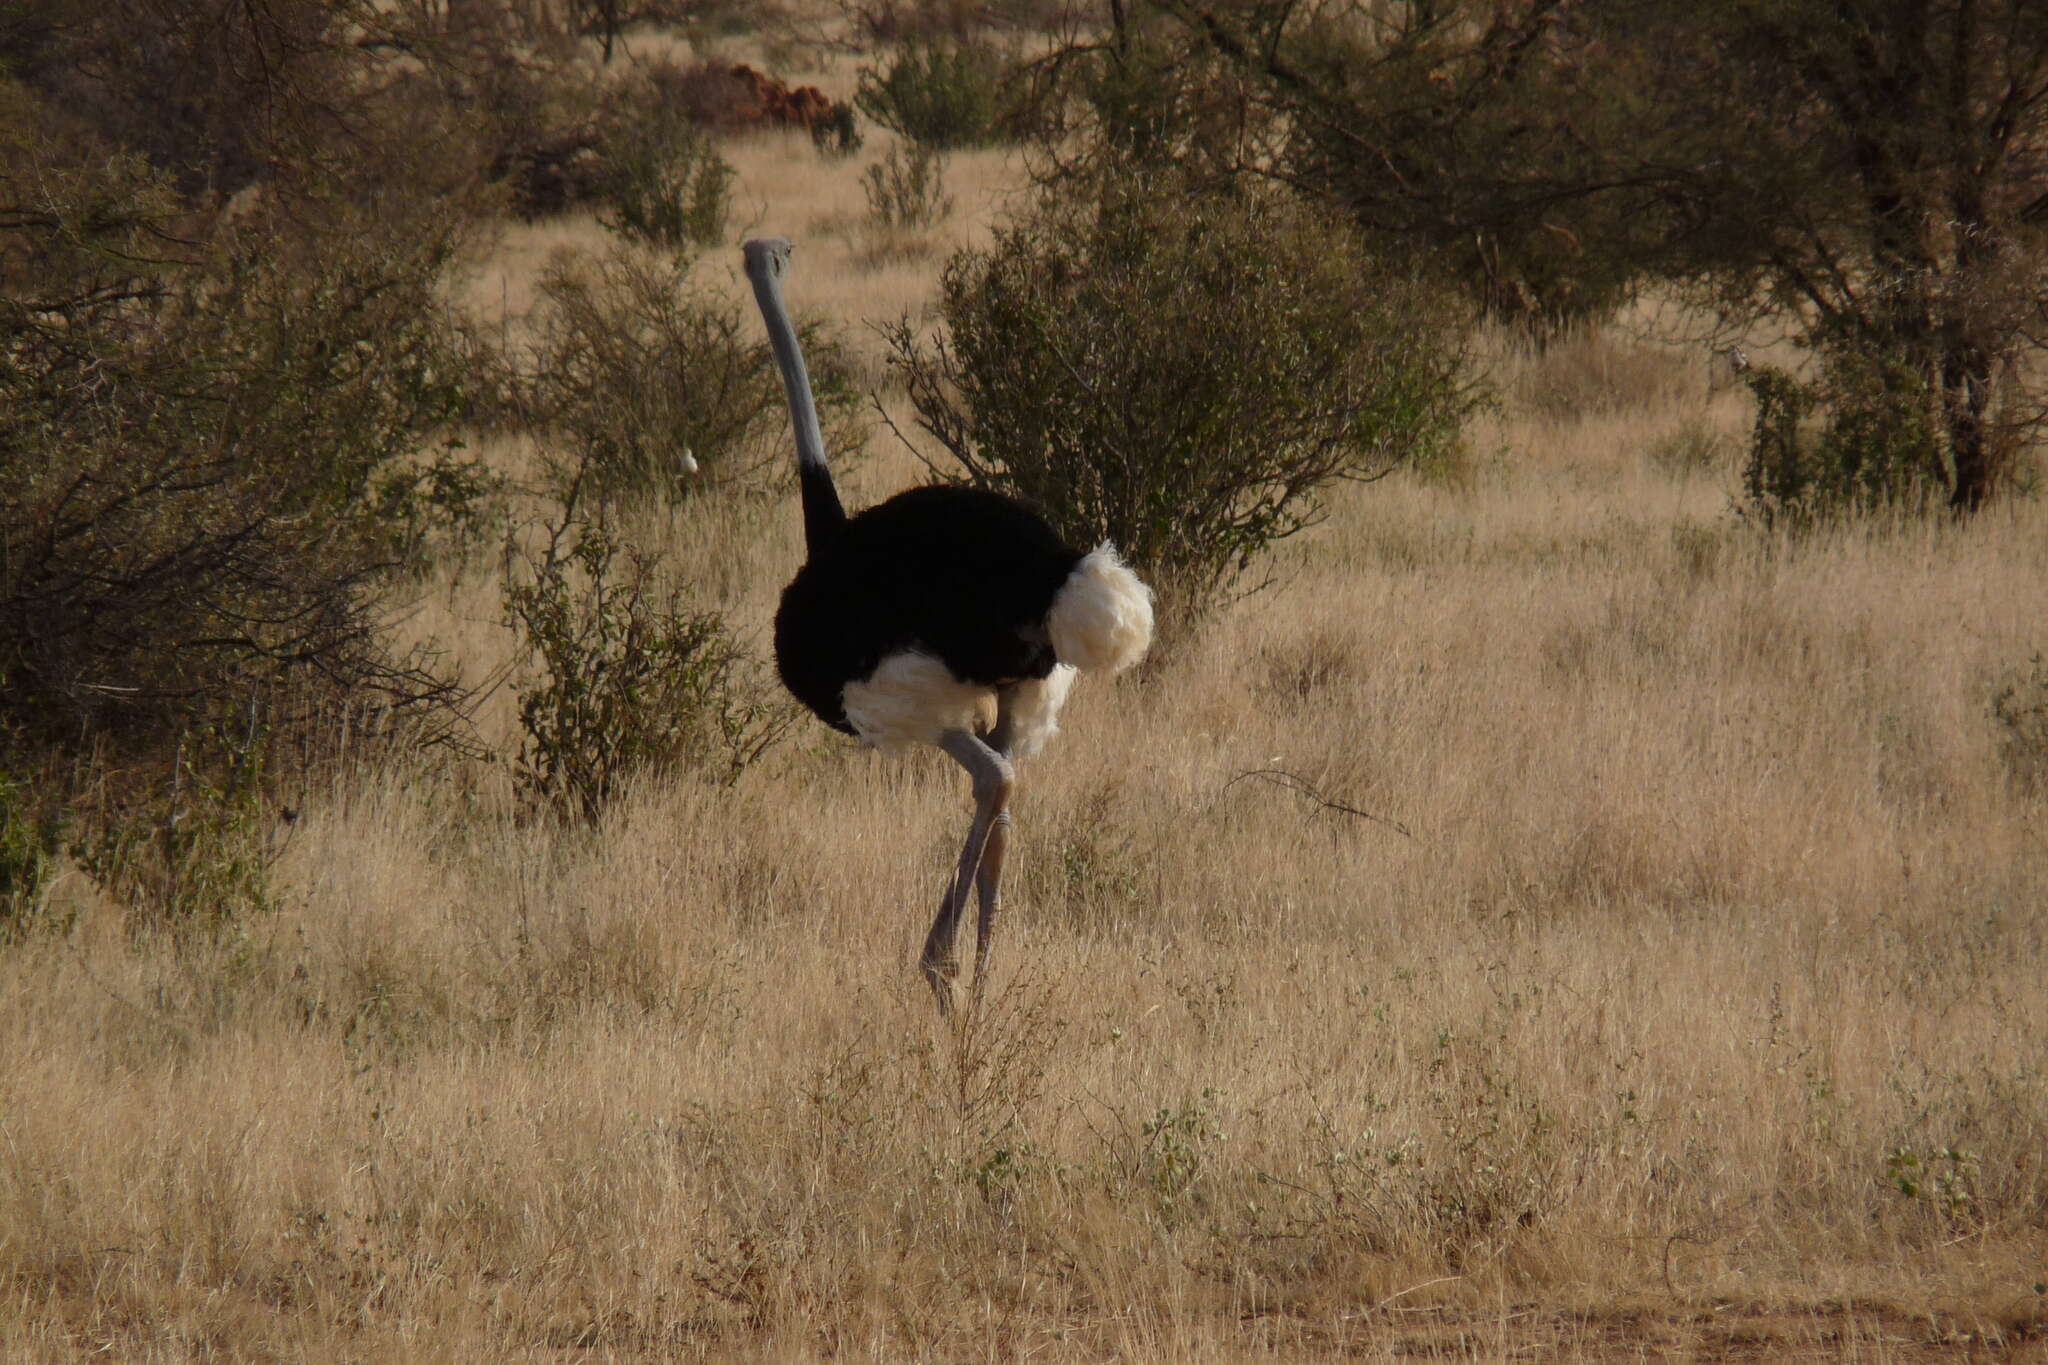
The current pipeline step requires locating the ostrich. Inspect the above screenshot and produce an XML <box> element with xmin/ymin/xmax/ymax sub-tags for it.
<box><xmin>742</xmin><ymin>237</ymin><xmax>1154</xmax><ymax>1016</ymax></box>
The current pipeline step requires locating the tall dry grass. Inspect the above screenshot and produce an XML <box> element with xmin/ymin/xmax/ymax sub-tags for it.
<box><xmin>3</xmin><ymin>64</ymin><xmax>2046</xmax><ymax>1365</ymax></box>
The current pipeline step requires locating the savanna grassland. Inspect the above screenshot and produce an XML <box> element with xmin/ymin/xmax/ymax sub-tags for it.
<box><xmin>5</xmin><ymin>27</ymin><xmax>2048</xmax><ymax>1365</ymax></box>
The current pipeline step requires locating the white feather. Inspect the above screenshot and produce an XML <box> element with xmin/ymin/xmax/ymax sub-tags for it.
<box><xmin>1048</xmin><ymin>543</ymin><xmax>1155</xmax><ymax>674</ymax></box>
<box><xmin>1003</xmin><ymin>665</ymin><xmax>1077</xmax><ymax>760</ymax></box>
<box><xmin>842</xmin><ymin>651</ymin><xmax>988</xmax><ymax>752</ymax></box>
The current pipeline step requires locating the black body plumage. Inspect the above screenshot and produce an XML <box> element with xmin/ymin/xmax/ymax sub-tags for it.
<box><xmin>775</xmin><ymin>485</ymin><xmax>1085</xmax><ymax>735</ymax></box>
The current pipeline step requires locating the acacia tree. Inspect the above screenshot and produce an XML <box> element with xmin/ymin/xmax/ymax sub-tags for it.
<box><xmin>1150</xmin><ymin>0</ymin><xmax>2048</xmax><ymax>512</ymax></box>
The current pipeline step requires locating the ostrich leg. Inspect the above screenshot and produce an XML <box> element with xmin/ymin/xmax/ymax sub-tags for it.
<box><xmin>920</xmin><ymin>728</ymin><xmax>1014</xmax><ymax>1016</ymax></box>
<box><xmin>967</xmin><ymin>690</ymin><xmax>1028</xmax><ymax>1005</ymax></box>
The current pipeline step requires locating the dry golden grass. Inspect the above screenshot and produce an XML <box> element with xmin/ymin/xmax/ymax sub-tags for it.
<box><xmin>4</xmin><ymin>46</ymin><xmax>2047</xmax><ymax>1365</ymax></box>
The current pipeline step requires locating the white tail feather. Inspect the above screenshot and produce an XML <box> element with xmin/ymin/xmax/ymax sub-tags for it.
<box><xmin>1048</xmin><ymin>544</ymin><xmax>1154</xmax><ymax>674</ymax></box>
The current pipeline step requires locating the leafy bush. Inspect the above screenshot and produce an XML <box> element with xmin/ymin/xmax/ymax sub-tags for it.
<box><xmin>812</xmin><ymin>103</ymin><xmax>864</xmax><ymax>158</ymax></box>
<box><xmin>855</xmin><ymin>37</ymin><xmax>1015</xmax><ymax>149</ymax></box>
<box><xmin>1739</xmin><ymin>345</ymin><xmax>1947</xmax><ymax>527</ymax></box>
<box><xmin>0</xmin><ymin>154</ymin><xmax>476</xmax><ymax>773</ymax></box>
<box><xmin>885</xmin><ymin>181</ymin><xmax>1472</xmax><ymax>610</ymax></box>
<box><xmin>594</xmin><ymin>84</ymin><xmax>735</xmax><ymax>249</ymax></box>
<box><xmin>0</xmin><ymin>89</ymin><xmax>484</xmax><ymax>929</ymax></box>
<box><xmin>68</xmin><ymin>727</ymin><xmax>278</xmax><ymax>931</ymax></box>
<box><xmin>5</xmin><ymin>0</ymin><xmax>360</xmax><ymax>199</ymax></box>
<box><xmin>862</xmin><ymin>142</ymin><xmax>954</xmax><ymax>230</ymax></box>
<box><xmin>6</xmin><ymin>0</ymin><xmax>504</xmax><ymax>223</ymax></box>
<box><xmin>0</xmin><ymin>770</ymin><xmax>60</xmax><ymax>940</ymax></box>
<box><xmin>374</xmin><ymin>452</ymin><xmax>513</xmax><ymax>581</ymax></box>
<box><xmin>518</xmin><ymin>247</ymin><xmax>864</xmax><ymax>505</ymax></box>
<box><xmin>1019</xmin><ymin>3</ymin><xmax>1244</xmax><ymax>182</ymax></box>
<box><xmin>507</xmin><ymin>522</ymin><xmax>793</xmax><ymax>822</ymax></box>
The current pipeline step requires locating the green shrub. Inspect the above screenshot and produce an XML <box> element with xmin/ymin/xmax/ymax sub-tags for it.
<box><xmin>68</xmin><ymin>727</ymin><xmax>277</xmax><ymax>931</ymax></box>
<box><xmin>1739</xmin><ymin>345</ymin><xmax>1946</xmax><ymax>527</ymax></box>
<box><xmin>0</xmin><ymin>148</ymin><xmax>475</xmax><ymax>775</ymax></box>
<box><xmin>519</xmin><ymin>246</ymin><xmax>864</xmax><ymax>505</ymax></box>
<box><xmin>507</xmin><ymin>522</ymin><xmax>793</xmax><ymax>822</ymax></box>
<box><xmin>0</xmin><ymin>95</ymin><xmax>483</xmax><ymax>934</ymax></box>
<box><xmin>885</xmin><ymin>181</ymin><xmax>1473</xmax><ymax>611</ymax></box>
<box><xmin>861</xmin><ymin>142</ymin><xmax>954</xmax><ymax>230</ymax></box>
<box><xmin>812</xmin><ymin>102</ymin><xmax>864</xmax><ymax>158</ymax></box>
<box><xmin>1039</xmin><ymin>5</ymin><xmax>1243</xmax><ymax>178</ymax></box>
<box><xmin>595</xmin><ymin>103</ymin><xmax>735</xmax><ymax>250</ymax></box>
<box><xmin>374</xmin><ymin>450</ymin><xmax>513</xmax><ymax>579</ymax></box>
<box><xmin>0</xmin><ymin>769</ymin><xmax>61</xmax><ymax>940</ymax></box>
<box><xmin>855</xmin><ymin>37</ymin><xmax>1014</xmax><ymax>149</ymax></box>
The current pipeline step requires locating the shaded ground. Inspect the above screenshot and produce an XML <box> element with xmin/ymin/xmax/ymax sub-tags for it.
<box><xmin>1285</xmin><ymin>1304</ymin><xmax>2048</xmax><ymax>1361</ymax></box>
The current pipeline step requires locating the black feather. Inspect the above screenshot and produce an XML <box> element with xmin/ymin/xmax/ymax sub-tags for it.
<box><xmin>799</xmin><ymin>460</ymin><xmax>846</xmax><ymax>554</ymax></box>
<box><xmin>776</xmin><ymin>485</ymin><xmax>1084</xmax><ymax>734</ymax></box>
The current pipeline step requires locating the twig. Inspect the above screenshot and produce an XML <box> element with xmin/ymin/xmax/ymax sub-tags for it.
<box><xmin>1225</xmin><ymin>767</ymin><xmax>1413</xmax><ymax>838</ymax></box>
<box><xmin>1370</xmin><ymin>1275</ymin><xmax>1464</xmax><ymax>1315</ymax></box>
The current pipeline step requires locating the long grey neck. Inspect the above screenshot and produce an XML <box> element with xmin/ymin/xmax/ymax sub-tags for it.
<box><xmin>743</xmin><ymin>237</ymin><xmax>844</xmax><ymax>553</ymax></box>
